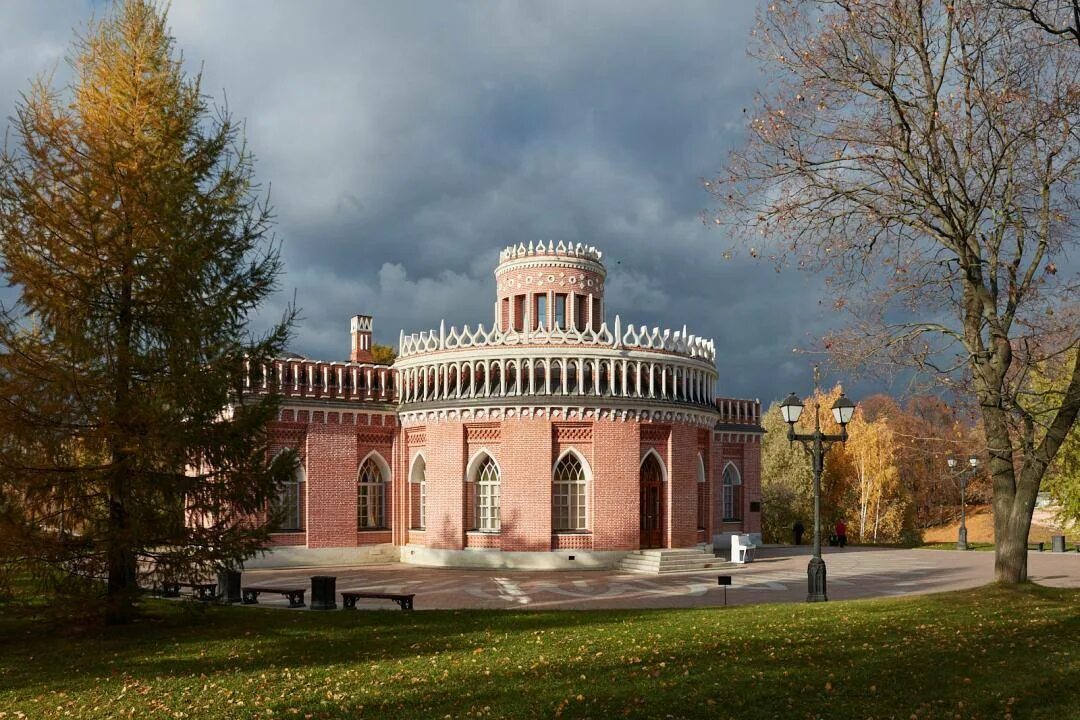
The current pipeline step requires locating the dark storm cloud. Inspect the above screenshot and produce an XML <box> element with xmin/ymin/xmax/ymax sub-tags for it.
<box><xmin>1</xmin><ymin>1</ymin><xmax>858</xmax><ymax>405</ymax></box>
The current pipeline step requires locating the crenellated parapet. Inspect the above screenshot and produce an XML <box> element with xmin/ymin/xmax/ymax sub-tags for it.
<box><xmin>398</xmin><ymin>316</ymin><xmax>716</xmax><ymax>362</ymax></box>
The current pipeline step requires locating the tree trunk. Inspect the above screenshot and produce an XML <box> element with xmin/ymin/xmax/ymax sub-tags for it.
<box><xmin>993</xmin><ymin>487</ymin><xmax>1033</xmax><ymax>583</ymax></box>
<box><xmin>106</xmin><ymin>271</ymin><xmax>137</xmax><ymax>625</ymax></box>
<box><xmin>981</xmin><ymin>382</ymin><xmax>1037</xmax><ymax>583</ymax></box>
<box><xmin>105</xmin><ymin>475</ymin><xmax>138</xmax><ymax>625</ymax></box>
<box><xmin>858</xmin><ymin>468</ymin><xmax>869</xmax><ymax>543</ymax></box>
<box><xmin>868</xmin><ymin>496</ymin><xmax>876</xmax><ymax>546</ymax></box>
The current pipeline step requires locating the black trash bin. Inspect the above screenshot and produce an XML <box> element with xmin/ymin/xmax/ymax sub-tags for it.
<box><xmin>311</xmin><ymin>575</ymin><xmax>337</xmax><ymax>610</ymax></box>
<box><xmin>218</xmin><ymin>569</ymin><xmax>242</xmax><ymax>604</ymax></box>
<box><xmin>1051</xmin><ymin>535</ymin><xmax>1066</xmax><ymax>553</ymax></box>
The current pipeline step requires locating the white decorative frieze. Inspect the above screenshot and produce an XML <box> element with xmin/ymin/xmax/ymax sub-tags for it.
<box><xmin>397</xmin><ymin>315</ymin><xmax>715</xmax><ymax>362</ymax></box>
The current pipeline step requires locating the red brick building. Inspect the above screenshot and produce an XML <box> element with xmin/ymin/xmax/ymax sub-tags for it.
<box><xmin>248</xmin><ymin>243</ymin><xmax>762</xmax><ymax>568</ymax></box>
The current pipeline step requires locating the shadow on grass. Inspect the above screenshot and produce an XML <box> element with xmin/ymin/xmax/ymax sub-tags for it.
<box><xmin>1</xmin><ymin>585</ymin><xmax>1077</xmax><ymax>719</ymax></box>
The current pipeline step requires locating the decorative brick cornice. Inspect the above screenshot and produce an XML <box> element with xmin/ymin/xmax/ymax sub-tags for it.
<box><xmin>357</xmin><ymin>428</ymin><xmax>395</xmax><ymax>445</ymax></box>
<box><xmin>465</xmin><ymin>423</ymin><xmax>501</xmax><ymax>443</ymax></box>
<box><xmin>640</xmin><ymin>424</ymin><xmax>670</xmax><ymax>444</ymax></box>
<box><xmin>554</xmin><ymin>423</ymin><xmax>593</xmax><ymax>443</ymax></box>
<box><xmin>398</xmin><ymin>404</ymin><xmax>719</xmax><ymax>428</ymax></box>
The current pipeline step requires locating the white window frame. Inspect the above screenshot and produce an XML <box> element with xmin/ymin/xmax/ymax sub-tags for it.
<box><xmin>410</xmin><ymin>454</ymin><xmax>427</xmax><ymax>530</ymax></box>
<box><xmin>272</xmin><ymin>452</ymin><xmax>304</xmax><ymax>532</ymax></box>
<box><xmin>473</xmin><ymin>454</ymin><xmax>501</xmax><ymax>532</ymax></box>
<box><xmin>722</xmin><ymin>462</ymin><xmax>742</xmax><ymax>522</ymax></box>
<box><xmin>358</xmin><ymin>454</ymin><xmax>389</xmax><ymax>530</ymax></box>
<box><xmin>696</xmin><ymin>453</ymin><xmax>708</xmax><ymax>531</ymax></box>
<box><xmin>552</xmin><ymin>451</ymin><xmax>589</xmax><ymax>531</ymax></box>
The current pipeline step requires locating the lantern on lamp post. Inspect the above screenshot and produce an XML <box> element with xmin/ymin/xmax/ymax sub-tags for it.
<box><xmin>946</xmin><ymin>455</ymin><xmax>979</xmax><ymax>550</ymax></box>
<box><xmin>780</xmin><ymin>373</ymin><xmax>856</xmax><ymax>603</ymax></box>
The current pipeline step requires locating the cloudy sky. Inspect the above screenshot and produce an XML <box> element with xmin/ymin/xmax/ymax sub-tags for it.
<box><xmin>0</xmin><ymin>0</ymin><xmax>878</xmax><ymax>405</ymax></box>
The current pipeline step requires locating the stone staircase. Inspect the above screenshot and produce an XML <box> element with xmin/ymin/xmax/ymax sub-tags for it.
<box><xmin>615</xmin><ymin>547</ymin><xmax>730</xmax><ymax>575</ymax></box>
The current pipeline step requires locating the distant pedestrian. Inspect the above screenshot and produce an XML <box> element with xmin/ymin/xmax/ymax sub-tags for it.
<box><xmin>835</xmin><ymin>519</ymin><xmax>847</xmax><ymax>549</ymax></box>
<box><xmin>793</xmin><ymin>519</ymin><xmax>805</xmax><ymax>546</ymax></box>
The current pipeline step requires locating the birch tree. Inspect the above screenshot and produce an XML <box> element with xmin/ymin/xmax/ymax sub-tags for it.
<box><xmin>847</xmin><ymin>410</ymin><xmax>901</xmax><ymax>542</ymax></box>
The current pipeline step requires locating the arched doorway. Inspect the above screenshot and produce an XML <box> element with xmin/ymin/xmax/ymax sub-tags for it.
<box><xmin>639</xmin><ymin>453</ymin><xmax>665</xmax><ymax>548</ymax></box>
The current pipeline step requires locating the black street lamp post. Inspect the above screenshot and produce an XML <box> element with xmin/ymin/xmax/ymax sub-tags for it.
<box><xmin>946</xmin><ymin>455</ymin><xmax>979</xmax><ymax>550</ymax></box>
<box><xmin>779</xmin><ymin>371</ymin><xmax>856</xmax><ymax>603</ymax></box>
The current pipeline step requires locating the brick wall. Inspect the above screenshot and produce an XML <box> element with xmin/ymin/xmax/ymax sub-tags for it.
<box><xmin>498</xmin><ymin>418</ymin><xmax>551</xmax><ymax>551</ymax></box>
<box><xmin>668</xmin><ymin>423</ymin><xmax>700</xmax><ymax>548</ymax></box>
<box><xmin>266</xmin><ymin>409</ymin><xmax>397</xmax><ymax>548</ymax></box>
<box><xmin>423</xmin><ymin>420</ymin><xmax>466</xmax><ymax>549</ymax></box>
<box><xmin>742</xmin><ymin>436</ymin><xmax>762</xmax><ymax>535</ymax></box>
<box><xmin>264</xmin><ymin>406</ymin><xmax>763</xmax><ymax>554</ymax></box>
<box><xmin>712</xmin><ymin>434</ymin><xmax>763</xmax><ymax>536</ymax></box>
<box><xmin>305</xmin><ymin>419</ymin><xmax>359</xmax><ymax>548</ymax></box>
<box><xmin>591</xmin><ymin>420</ymin><xmax>642</xmax><ymax>550</ymax></box>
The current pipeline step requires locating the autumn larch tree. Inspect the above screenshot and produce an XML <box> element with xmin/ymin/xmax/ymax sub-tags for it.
<box><xmin>0</xmin><ymin>0</ymin><xmax>295</xmax><ymax>623</ymax></box>
<box><xmin>711</xmin><ymin>1</ymin><xmax>1080</xmax><ymax>582</ymax></box>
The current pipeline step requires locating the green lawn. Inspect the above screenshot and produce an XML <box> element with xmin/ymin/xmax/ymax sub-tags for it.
<box><xmin>919</xmin><ymin>541</ymin><xmax>1079</xmax><ymax>552</ymax></box>
<box><xmin>1</xmin><ymin>586</ymin><xmax>1077</xmax><ymax>719</ymax></box>
<box><xmin>919</xmin><ymin>541</ymin><xmax>997</xmax><ymax>551</ymax></box>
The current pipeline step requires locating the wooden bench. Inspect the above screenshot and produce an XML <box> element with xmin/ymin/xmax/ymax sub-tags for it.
<box><xmin>155</xmin><ymin>580</ymin><xmax>215</xmax><ymax>600</ymax></box>
<box><xmin>241</xmin><ymin>585</ymin><xmax>306</xmax><ymax>608</ymax></box>
<box><xmin>341</xmin><ymin>590</ymin><xmax>415</xmax><ymax>611</ymax></box>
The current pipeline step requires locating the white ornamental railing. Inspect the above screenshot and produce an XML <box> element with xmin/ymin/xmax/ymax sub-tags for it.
<box><xmin>244</xmin><ymin>357</ymin><xmax>396</xmax><ymax>402</ymax></box>
<box><xmin>397</xmin><ymin>315</ymin><xmax>716</xmax><ymax>363</ymax></box>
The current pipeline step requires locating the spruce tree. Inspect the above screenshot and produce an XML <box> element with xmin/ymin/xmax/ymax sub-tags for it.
<box><xmin>0</xmin><ymin>0</ymin><xmax>295</xmax><ymax>623</ymax></box>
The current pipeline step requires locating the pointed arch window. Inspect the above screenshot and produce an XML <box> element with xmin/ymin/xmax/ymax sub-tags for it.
<box><xmin>696</xmin><ymin>454</ymin><xmax>708</xmax><ymax>531</ymax></box>
<box><xmin>722</xmin><ymin>463</ymin><xmax>742</xmax><ymax>522</ymax></box>
<box><xmin>358</xmin><ymin>457</ymin><xmax>387</xmax><ymax>530</ymax></box>
<box><xmin>474</xmin><ymin>455</ymin><xmax>501</xmax><ymax>532</ymax></box>
<box><xmin>410</xmin><ymin>456</ymin><xmax>426</xmax><ymax>530</ymax></box>
<box><xmin>274</xmin><ymin>460</ymin><xmax>305</xmax><ymax>532</ymax></box>
<box><xmin>641</xmin><ymin>453</ymin><xmax>664</xmax><ymax>484</ymax></box>
<box><xmin>553</xmin><ymin>453</ymin><xmax>587</xmax><ymax>531</ymax></box>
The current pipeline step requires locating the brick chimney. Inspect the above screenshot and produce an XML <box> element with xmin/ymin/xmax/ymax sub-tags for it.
<box><xmin>350</xmin><ymin>314</ymin><xmax>374</xmax><ymax>363</ymax></box>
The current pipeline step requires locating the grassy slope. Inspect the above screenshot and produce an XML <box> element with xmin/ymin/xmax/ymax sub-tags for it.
<box><xmin>922</xmin><ymin>507</ymin><xmax>1078</xmax><ymax>545</ymax></box>
<box><xmin>0</xmin><ymin>586</ymin><xmax>1077</xmax><ymax>720</ymax></box>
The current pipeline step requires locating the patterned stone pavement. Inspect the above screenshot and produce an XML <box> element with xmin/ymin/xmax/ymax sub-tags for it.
<box><xmin>238</xmin><ymin>546</ymin><xmax>1080</xmax><ymax>611</ymax></box>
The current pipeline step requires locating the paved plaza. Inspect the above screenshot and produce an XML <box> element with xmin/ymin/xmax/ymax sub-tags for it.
<box><xmin>240</xmin><ymin>546</ymin><xmax>1080</xmax><ymax>611</ymax></box>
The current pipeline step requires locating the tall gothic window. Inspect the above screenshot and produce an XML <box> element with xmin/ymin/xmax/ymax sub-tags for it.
<box><xmin>274</xmin><ymin>461</ymin><xmax>304</xmax><ymax>532</ymax></box>
<box><xmin>513</xmin><ymin>295</ymin><xmax>525</xmax><ymax>332</ymax></box>
<box><xmin>474</xmin><ymin>455</ymin><xmax>500</xmax><ymax>532</ymax></box>
<box><xmin>410</xmin><ymin>456</ymin><xmax>426</xmax><ymax>530</ymax></box>
<box><xmin>357</xmin><ymin>457</ymin><xmax>387</xmax><ymax>530</ymax></box>
<box><xmin>553</xmin><ymin>453</ymin><xmax>587</xmax><ymax>531</ymax></box>
<box><xmin>696</xmin><ymin>454</ymin><xmax>708</xmax><ymax>530</ymax></box>
<box><xmin>722</xmin><ymin>463</ymin><xmax>742</xmax><ymax>522</ymax></box>
<box><xmin>535</xmin><ymin>294</ymin><xmax>547</xmax><ymax>330</ymax></box>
